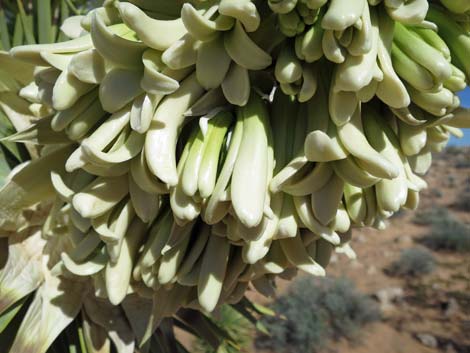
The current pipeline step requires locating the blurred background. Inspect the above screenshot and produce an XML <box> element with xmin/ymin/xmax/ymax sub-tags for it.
<box><xmin>451</xmin><ymin>88</ymin><xmax>470</xmax><ymax>145</ymax></box>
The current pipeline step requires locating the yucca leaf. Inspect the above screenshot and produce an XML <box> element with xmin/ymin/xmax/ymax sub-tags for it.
<box><xmin>50</xmin><ymin>1</ymin><xmax>59</xmax><ymax>42</ymax></box>
<box><xmin>0</xmin><ymin>92</ymin><xmax>35</xmax><ymax>133</ymax></box>
<box><xmin>230</xmin><ymin>302</ymin><xmax>257</xmax><ymax>326</ymax></box>
<box><xmin>8</xmin><ymin>270</ymin><xmax>86</xmax><ymax>353</ymax></box>
<box><xmin>172</xmin><ymin>317</ymin><xmax>198</xmax><ymax>337</ymax></box>
<box><xmin>0</xmin><ymin>230</ymin><xmax>46</xmax><ymax>315</ymax></box>
<box><xmin>0</xmin><ymin>296</ymin><xmax>28</xmax><ymax>334</ymax></box>
<box><xmin>152</xmin><ymin>329</ymin><xmax>174</xmax><ymax>353</ymax></box>
<box><xmin>63</xmin><ymin>319</ymin><xmax>86</xmax><ymax>353</ymax></box>
<box><xmin>0</xmin><ymin>69</ymin><xmax>21</xmax><ymax>93</ymax></box>
<box><xmin>0</xmin><ymin>237</ymin><xmax>7</xmax><ymax>269</ymax></box>
<box><xmin>255</xmin><ymin>321</ymin><xmax>270</xmax><ymax>337</ymax></box>
<box><xmin>12</xmin><ymin>15</ymin><xmax>24</xmax><ymax>47</ymax></box>
<box><xmin>15</xmin><ymin>0</ymin><xmax>36</xmax><ymax>44</ymax></box>
<box><xmin>0</xmin><ymin>51</ymin><xmax>35</xmax><ymax>86</ymax></box>
<box><xmin>0</xmin><ymin>145</ymin><xmax>73</xmax><ymax>230</ymax></box>
<box><xmin>155</xmin><ymin>319</ymin><xmax>178</xmax><ymax>353</ymax></box>
<box><xmin>127</xmin><ymin>0</ymin><xmax>184</xmax><ymax>18</ymax></box>
<box><xmin>176</xmin><ymin>309</ymin><xmax>224</xmax><ymax>350</ymax></box>
<box><xmin>3</xmin><ymin>115</ymin><xmax>72</xmax><ymax>145</ymax></box>
<box><xmin>83</xmin><ymin>296</ymin><xmax>135</xmax><ymax>353</ymax></box>
<box><xmin>0</xmin><ymin>147</ymin><xmax>11</xmax><ymax>186</ymax></box>
<box><xmin>64</xmin><ymin>0</ymin><xmax>81</xmax><ymax>15</ymax></box>
<box><xmin>175</xmin><ymin>342</ymin><xmax>190</xmax><ymax>353</ymax></box>
<box><xmin>230</xmin><ymin>301</ymin><xmax>271</xmax><ymax>336</ymax></box>
<box><xmin>0</xmin><ymin>292</ymin><xmax>32</xmax><ymax>352</ymax></box>
<box><xmin>77</xmin><ymin>324</ymin><xmax>89</xmax><ymax>353</ymax></box>
<box><xmin>121</xmin><ymin>294</ymin><xmax>153</xmax><ymax>347</ymax></box>
<box><xmin>0</xmin><ymin>8</ymin><xmax>11</xmax><ymax>50</ymax></box>
<box><xmin>37</xmin><ymin>0</ymin><xmax>53</xmax><ymax>44</ymax></box>
<box><xmin>237</xmin><ymin>297</ymin><xmax>275</xmax><ymax>317</ymax></box>
<box><xmin>82</xmin><ymin>311</ymin><xmax>111</xmax><ymax>353</ymax></box>
<box><xmin>58</xmin><ymin>0</ymin><xmax>71</xmax><ymax>42</ymax></box>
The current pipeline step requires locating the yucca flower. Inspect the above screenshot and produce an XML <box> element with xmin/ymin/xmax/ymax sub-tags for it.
<box><xmin>1</xmin><ymin>0</ymin><xmax>470</xmax><ymax>353</ymax></box>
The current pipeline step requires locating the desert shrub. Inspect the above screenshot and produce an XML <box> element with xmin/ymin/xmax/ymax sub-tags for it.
<box><xmin>446</xmin><ymin>175</ymin><xmax>456</xmax><ymax>188</ymax></box>
<box><xmin>255</xmin><ymin>277</ymin><xmax>380</xmax><ymax>353</ymax></box>
<box><xmin>444</xmin><ymin>146</ymin><xmax>462</xmax><ymax>156</ymax></box>
<box><xmin>453</xmin><ymin>186</ymin><xmax>470</xmax><ymax>212</ymax></box>
<box><xmin>429</xmin><ymin>189</ymin><xmax>443</xmax><ymax>198</ymax></box>
<box><xmin>387</xmin><ymin>248</ymin><xmax>436</xmax><ymax>277</ymax></box>
<box><xmin>455</xmin><ymin>153</ymin><xmax>470</xmax><ymax>169</ymax></box>
<box><xmin>193</xmin><ymin>305</ymin><xmax>253</xmax><ymax>353</ymax></box>
<box><xmin>421</xmin><ymin>214</ymin><xmax>470</xmax><ymax>252</ymax></box>
<box><xmin>391</xmin><ymin>209</ymin><xmax>407</xmax><ymax>219</ymax></box>
<box><xmin>413</xmin><ymin>207</ymin><xmax>450</xmax><ymax>225</ymax></box>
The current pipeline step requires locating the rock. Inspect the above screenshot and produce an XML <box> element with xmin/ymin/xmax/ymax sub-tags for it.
<box><xmin>395</xmin><ymin>235</ymin><xmax>413</xmax><ymax>246</ymax></box>
<box><xmin>351</xmin><ymin>260</ymin><xmax>363</xmax><ymax>269</ymax></box>
<box><xmin>416</xmin><ymin>333</ymin><xmax>438</xmax><ymax>348</ymax></box>
<box><xmin>374</xmin><ymin>287</ymin><xmax>404</xmax><ymax>312</ymax></box>
<box><xmin>383</xmin><ymin>250</ymin><xmax>393</xmax><ymax>258</ymax></box>
<box><xmin>367</xmin><ymin>265</ymin><xmax>377</xmax><ymax>275</ymax></box>
<box><xmin>356</xmin><ymin>234</ymin><xmax>366</xmax><ymax>243</ymax></box>
<box><xmin>445</xmin><ymin>343</ymin><xmax>457</xmax><ymax>353</ymax></box>
<box><xmin>442</xmin><ymin>298</ymin><xmax>459</xmax><ymax>317</ymax></box>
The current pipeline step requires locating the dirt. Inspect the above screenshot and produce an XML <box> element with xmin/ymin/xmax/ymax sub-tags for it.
<box><xmin>249</xmin><ymin>147</ymin><xmax>470</xmax><ymax>353</ymax></box>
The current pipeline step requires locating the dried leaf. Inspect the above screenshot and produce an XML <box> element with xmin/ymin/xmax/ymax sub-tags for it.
<box><xmin>0</xmin><ymin>228</ymin><xmax>45</xmax><ymax>315</ymax></box>
<box><xmin>83</xmin><ymin>295</ymin><xmax>135</xmax><ymax>353</ymax></box>
<box><xmin>8</xmin><ymin>259</ymin><xmax>86</xmax><ymax>353</ymax></box>
<box><xmin>0</xmin><ymin>145</ymin><xmax>73</xmax><ymax>230</ymax></box>
<box><xmin>82</xmin><ymin>311</ymin><xmax>111</xmax><ymax>353</ymax></box>
<box><xmin>0</xmin><ymin>92</ymin><xmax>35</xmax><ymax>132</ymax></box>
<box><xmin>0</xmin><ymin>52</ymin><xmax>34</xmax><ymax>86</ymax></box>
<box><xmin>121</xmin><ymin>293</ymin><xmax>153</xmax><ymax>349</ymax></box>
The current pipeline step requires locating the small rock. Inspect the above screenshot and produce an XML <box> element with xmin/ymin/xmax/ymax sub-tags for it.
<box><xmin>374</xmin><ymin>287</ymin><xmax>404</xmax><ymax>312</ymax></box>
<box><xmin>416</xmin><ymin>333</ymin><xmax>438</xmax><ymax>348</ymax></box>
<box><xmin>367</xmin><ymin>265</ymin><xmax>377</xmax><ymax>275</ymax></box>
<box><xmin>395</xmin><ymin>235</ymin><xmax>413</xmax><ymax>246</ymax></box>
<box><xmin>442</xmin><ymin>298</ymin><xmax>459</xmax><ymax>317</ymax></box>
<box><xmin>383</xmin><ymin>250</ymin><xmax>393</xmax><ymax>258</ymax></box>
<box><xmin>356</xmin><ymin>234</ymin><xmax>366</xmax><ymax>243</ymax></box>
<box><xmin>351</xmin><ymin>260</ymin><xmax>363</xmax><ymax>269</ymax></box>
<box><xmin>445</xmin><ymin>343</ymin><xmax>457</xmax><ymax>353</ymax></box>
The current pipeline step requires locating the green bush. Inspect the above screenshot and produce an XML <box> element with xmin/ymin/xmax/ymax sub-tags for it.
<box><xmin>455</xmin><ymin>154</ymin><xmax>470</xmax><ymax>169</ymax></box>
<box><xmin>453</xmin><ymin>186</ymin><xmax>470</xmax><ymax>212</ymax></box>
<box><xmin>413</xmin><ymin>206</ymin><xmax>450</xmax><ymax>225</ymax></box>
<box><xmin>446</xmin><ymin>175</ymin><xmax>456</xmax><ymax>188</ymax></box>
<box><xmin>421</xmin><ymin>214</ymin><xmax>470</xmax><ymax>252</ymax></box>
<box><xmin>387</xmin><ymin>248</ymin><xmax>436</xmax><ymax>277</ymax></box>
<box><xmin>255</xmin><ymin>277</ymin><xmax>380</xmax><ymax>353</ymax></box>
<box><xmin>443</xmin><ymin>147</ymin><xmax>470</xmax><ymax>168</ymax></box>
<box><xmin>443</xmin><ymin>146</ymin><xmax>461</xmax><ymax>156</ymax></box>
<box><xmin>193</xmin><ymin>305</ymin><xmax>253</xmax><ymax>353</ymax></box>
